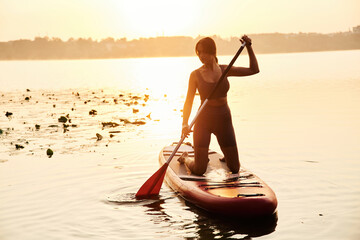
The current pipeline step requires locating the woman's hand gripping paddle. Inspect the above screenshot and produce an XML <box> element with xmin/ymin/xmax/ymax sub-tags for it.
<box><xmin>135</xmin><ymin>40</ymin><xmax>247</xmax><ymax>199</ymax></box>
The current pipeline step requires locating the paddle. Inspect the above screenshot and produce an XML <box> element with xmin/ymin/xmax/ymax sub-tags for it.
<box><xmin>135</xmin><ymin>39</ymin><xmax>247</xmax><ymax>199</ymax></box>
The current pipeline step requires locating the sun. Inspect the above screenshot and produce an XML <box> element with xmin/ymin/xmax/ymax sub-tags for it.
<box><xmin>112</xmin><ymin>1</ymin><xmax>198</xmax><ymax>39</ymax></box>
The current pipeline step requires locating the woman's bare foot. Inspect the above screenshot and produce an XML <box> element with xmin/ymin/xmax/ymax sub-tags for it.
<box><xmin>178</xmin><ymin>152</ymin><xmax>188</xmax><ymax>164</ymax></box>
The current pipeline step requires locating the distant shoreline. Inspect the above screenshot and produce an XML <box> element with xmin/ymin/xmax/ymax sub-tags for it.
<box><xmin>1</xmin><ymin>31</ymin><xmax>359</xmax><ymax>60</ymax></box>
<box><xmin>1</xmin><ymin>49</ymin><xmax>359</xmax><ymax>62</ymax></box>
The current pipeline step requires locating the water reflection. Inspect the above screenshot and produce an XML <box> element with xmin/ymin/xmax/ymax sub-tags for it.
<box><xmin>138</xmin><ymin>193</ymin><xmax>278</xmax><ymax>239</ymax></box>
<box><xmin>143</xmin><ymin>198</ymin><xmax>173</xmax><ymax>225</ymax></box>
<box><xmin>183</xmin><ymin>201</ymin><xmax>278</xmax><ymax>239</ymax></box>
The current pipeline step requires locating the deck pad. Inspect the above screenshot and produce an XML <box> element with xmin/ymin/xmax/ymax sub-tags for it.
<box><xmin>163</xmin><ymin>145</ymin><xmax>258</xmax><ymax>187</ymax></box>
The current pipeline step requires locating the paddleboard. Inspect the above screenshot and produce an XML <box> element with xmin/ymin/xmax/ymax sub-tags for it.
<box><xmin>160</xmin><ymin>143</ymin><xmax>278</xmax><ymax>217</ymax></box>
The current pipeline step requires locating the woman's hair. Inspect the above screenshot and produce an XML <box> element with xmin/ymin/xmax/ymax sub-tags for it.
<box><xmin>195</xmin><ymin>37</ymin><xmax>218</xmax><ymax>63</ymax></box>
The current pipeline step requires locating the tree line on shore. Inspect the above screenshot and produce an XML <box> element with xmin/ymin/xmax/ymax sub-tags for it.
<box><xmin>0</xmin><ymin>31</ymin><xmax>359</xmax><ymax>60</ymax></box>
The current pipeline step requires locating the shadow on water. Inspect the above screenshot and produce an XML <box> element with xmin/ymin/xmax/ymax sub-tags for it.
<box><xmin>106</xmin><ymin>192</ymin><xmax>172</xmax><ymax>205</ymax></box>
<box><xmin>106</xmin><ymin>192</ymin><xmax>277</xmax><ymax>239</ymax></box>
<box><xmin>105</xmin><ymin>192</ymin><xmax>174</xmax><ymax>225</ymax></box>
<box><xmin>184</xmin><ymin>200</ymin><xmax>278</xmax><ymax>240</ymax></box>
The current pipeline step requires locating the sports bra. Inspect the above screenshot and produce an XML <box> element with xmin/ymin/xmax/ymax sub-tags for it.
<box><xmin>196</xmin><ymin>65</ymin><xmax>230</xmax><ymax>102</ymax></box>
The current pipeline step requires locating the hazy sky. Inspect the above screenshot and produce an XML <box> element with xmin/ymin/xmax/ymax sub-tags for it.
<box><xmin>1</xmin><ymin>0</ymin><xmax>359</xmax><ymax>41</ymax></box>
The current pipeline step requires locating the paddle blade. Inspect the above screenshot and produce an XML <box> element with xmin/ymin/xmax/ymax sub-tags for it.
<box><xmin>135</xmin><ymin>163</ymin><xmax>168</xmax><ymax>199</ymax></box>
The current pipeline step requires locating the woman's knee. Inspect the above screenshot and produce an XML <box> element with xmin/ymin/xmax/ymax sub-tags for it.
<box><xmin>184</xmin><ymin>157</ymin><xmax>207</xmax><ymax>176</ymax></box>
<box><xmin>193</xmin><ymin>162</ymin><xmax>207</xmax><ymax>175</ymax></box>
<box><xmin>228</xmin><ymin>161</ymin><xmax>240</xmax><ymax>173</ymax></box>
<box><xmin>193</xmin><ymin>147</ymin><xmax>209</xmax><ymax>175</ymax></box>
<box><xmin>191</xmin><ymin>155</ymin><xmax>208</xmax><ymax>175</ymax></box>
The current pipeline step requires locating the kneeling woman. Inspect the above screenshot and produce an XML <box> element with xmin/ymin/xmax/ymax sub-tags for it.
<box><xmin>180</xmin><ymin>35</ymin><xmax>259</xmax><ymax>176</ymax></box>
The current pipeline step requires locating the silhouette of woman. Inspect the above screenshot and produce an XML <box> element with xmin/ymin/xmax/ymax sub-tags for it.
<box><xmin>179</xmin><ymin>35</ymin><xmax>259</xmax><ymax>176</ymax></box>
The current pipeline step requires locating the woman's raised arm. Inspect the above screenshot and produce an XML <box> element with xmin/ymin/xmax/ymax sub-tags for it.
<box><xmin>228</xmin><ymin>36</ymin><xmax>259</xmax><ymax>77</ymax></box>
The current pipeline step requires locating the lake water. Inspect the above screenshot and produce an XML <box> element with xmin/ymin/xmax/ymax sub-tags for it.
<box><xmin>0</xmin><ymin>50</ymin><xmax>360</xmax><ymax>240</ymax></box>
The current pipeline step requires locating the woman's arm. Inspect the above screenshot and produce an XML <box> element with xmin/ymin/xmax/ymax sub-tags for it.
<box><xmin>228</xmin><ymin>36</ymin><xmax>260</xmax><ymax>77</ymax></box>
<box><xmin>182</xmin><ymin>71</ymin><xmax>197</xmax><ymax>136</ymax></box>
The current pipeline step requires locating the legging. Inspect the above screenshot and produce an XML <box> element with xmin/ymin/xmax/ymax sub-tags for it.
<box><xmin>193</xmin><ymin>103</ymin><xmax>237</xmax><ymax>148</ymax></box>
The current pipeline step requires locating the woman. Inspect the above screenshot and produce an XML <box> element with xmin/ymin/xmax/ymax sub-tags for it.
<box><xmin>179</xmin><ymin>35</ymin><xmax>259</xmax><ymax>176</ymax></box>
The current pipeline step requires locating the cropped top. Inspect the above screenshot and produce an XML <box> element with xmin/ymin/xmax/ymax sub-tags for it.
<box><xmin>196</xmin><ymin>65</ymin><xmax>230</xmax><ymax>102</ymax></box>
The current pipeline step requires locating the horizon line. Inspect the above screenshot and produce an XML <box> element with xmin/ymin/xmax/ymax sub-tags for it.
<box><xmin>2</xmin><ymin>26</ymin><xmax>359</xmax><ymax>43</ymax></box>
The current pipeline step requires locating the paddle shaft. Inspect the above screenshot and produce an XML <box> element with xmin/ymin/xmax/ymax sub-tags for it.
<box><xmin>166</xmin><ymin>40</ymin><xmax>247</xmax><ymax>165</ymax></box>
